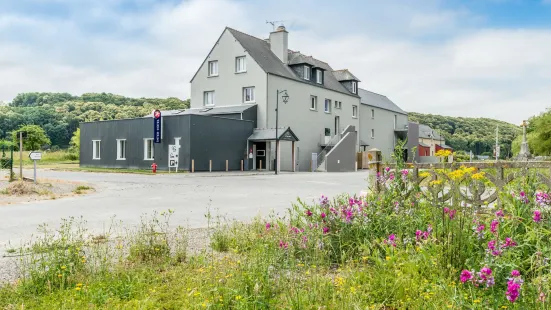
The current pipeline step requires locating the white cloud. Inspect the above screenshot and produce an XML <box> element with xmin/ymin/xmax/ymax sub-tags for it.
<box><xmin>0</xmin><ymin>0</ymin><xmax>549</xmax><ymax>124</ymax></box>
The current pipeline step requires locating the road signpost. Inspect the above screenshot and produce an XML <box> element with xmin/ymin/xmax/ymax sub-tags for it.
<box><xmin>168</xmin><ymin>144</ymin><xmax>179</xmax><ymax>173</ymax></box>
<box><xmin>28</xmin><ymin>151</ymin><xmax>42</xmax><ymax>183</ymax></box>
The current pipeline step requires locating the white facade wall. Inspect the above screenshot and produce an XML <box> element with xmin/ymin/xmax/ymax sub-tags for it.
<box><xmin>190</xmin><ymin>29</ymin><xmax>269</xmax><ymax>128</ymax></box>
<box><xmin>359</xmin><ymin>105</ymin><xmax>408</xmax><ymax>160</ymax></box>
<box><xmin>266</xmin><ymin>74</ymin><xmax>361</xmax><ymax>171</ymax></box>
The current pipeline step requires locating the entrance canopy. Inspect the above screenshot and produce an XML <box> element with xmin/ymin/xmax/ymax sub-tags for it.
<box><xmin>248</xmin><ymin>127</ymin><xmax>299</xmax><ymax>142</ymax></box>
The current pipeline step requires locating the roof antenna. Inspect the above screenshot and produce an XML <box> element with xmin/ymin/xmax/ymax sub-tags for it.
<box><xmin>266</xmin><ymin>20</ymin><xmax>286</xmax><ymax>31</ymax></box>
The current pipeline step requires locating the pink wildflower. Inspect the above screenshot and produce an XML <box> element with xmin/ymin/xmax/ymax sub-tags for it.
<box><xmin>477</xmin><ymin>224</ymin><xmax>485</xmax><ymax>233</ymax></box>
<box><xmin>401</xmin><ymin>169</ymin><xmax>409</xmax><ymax>176</ymax></box>
<box><xmin>385</xmin><ymin>167</ymin><xmax>390</xmax><ymax>172</ymax></box>
<box><xmin>460</xmin><ymin>270</ymin><xmax>473</xmax><ymax>283</ymax></box>
<box><xmin>534</xmin><ymin>210</ymin><xmax>542</xmax><ymax>223</ymax></box>
<box><xmin>506</xmin><ymin>279</ymin><xmax>522</xmax><ymax>303</ymax></box>
<box><xmin>503</xmin><ymin>237</ymin><xmax>517</xmax><ymax>248</ymax></box>
<box><xmin>511</xmin><ymin>270</ymin><xmax>521</xmax><ymax>277</ymax></box>
<box><xmin>496</xmin><ymin>210</ymin><xmax>504</xmax><ymax>217</ymax></box>
<box><xmin>322</xmin><ymin>227</ymin><xmax>330</xmax><ymax>234</ymax></box>
<box><xmin>265</xmin><ymin>222</ymin><xmax>271</xmax><ymax>230</ymax></box>
<box><xmin>488</xmin><ymin>240</ymin><xmax>496</xmax><ymax>251</ymax></box>
<box><xmin>444</xmin><ymin>207</ymin><xmax>450</xmax><ymax>214</ymax></box>
<box><xmin>321</xmin><ymin>212</ymin><xmax>326</xmax><ymax>219</ymax></box>
<box><xmin>278</xmin><ymin>240</ymin><xmax>288</xmax><ymax>249</ymax></box>
<box><xmin>305</xmin><ymin>210</ymin><xmax>313</xmax><ymax>217</ymax></box>
<box><xmin>415</xmin><ymin>230</ymin><xmax>422</xmax><ymax>241</ymax></box>
<box><xmin>449</xmin><ymin>209</ymin><xmax>457</xmax><ymax>220</ymax></box>
<box><xmin>478</xmin><ymin>267</ymin><xmax>495</xmax><ymax>287</ymax></box>
<box><xmin>490</xmin><ymin>219</ymin><xmax>499</xmax><ymax>234</ymax></box>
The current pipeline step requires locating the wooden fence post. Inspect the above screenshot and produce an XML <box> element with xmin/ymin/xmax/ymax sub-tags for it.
<box><xmin>209</xmin><ymin>160</ymin><xmax>212</xmax><ymax>172</ymax></box>
<box><xmin>241</xmin><ymin>160</ymin><xmax>243</xmax><ymax>171</ymax></box>
<box><xmin>226</xmin><ymin>160</ymin><xmax>229</xmax><ymax>172</ymax></box>
<box><xmin>260</xmin><ymin>160</ymin><xmax>262</xmax><ymax>171</ymax></box>
<box><xmin>191</xmin><ymin>159</ymin><xmax>194</xmax><ymax>173</ymax></box>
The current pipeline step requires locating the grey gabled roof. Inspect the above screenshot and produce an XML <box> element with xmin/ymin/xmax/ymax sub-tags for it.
<box><xmin>333</xmin><ymin>69</ymin><xmax>361</xmax><ymax>82</ymax></box>
<box><xmin>226</xmin><ymin>28</ymin><xmax>357</xmax><ymax>97</ymax></box>
<box><xmin>248</xmin><ymin>127</ymin><xmax>299</xmax><ymax>142</ymax></box>
<box><xmin>358</xmin><ymin>88</ymin><xmax>407</xmax><ymax>115</ymax></box>
<box><xmin>418</xmin><ymin>124</ymin><xmax>443</xmax><ymax>140</ymax></box>
<box><xmin>419</xmin><ymin>142</ymin><xmax>431</xmax><ymax>147</ymax></box>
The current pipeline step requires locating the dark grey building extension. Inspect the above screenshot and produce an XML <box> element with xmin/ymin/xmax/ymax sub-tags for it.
<box><xmin>80</xmin><ymin>106</ymin><xmax>256</xmax><ymax>171</ymax></box>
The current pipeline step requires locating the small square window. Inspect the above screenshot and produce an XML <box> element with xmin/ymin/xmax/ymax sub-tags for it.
<box><xmin>117</xmin><ymin>139</ymin><xmax>126</xmax><ymax>160</ymax></box>
<box><xmin>310</xmin><ymin>96</ymin><xmax>317</xmax><ymax>110</ymax></box>
<box><xmin>324</xmin><ymin>99</ymin><xmax>331</xmax><ymax>113</ymax></box>
<box><xmin>235</xmin><ymin>56</ymin><xmax>246</xmax><ymax>73</ymax></box>
<box><xmin>204</xmin><ymin>91</ymin><xmax>215</xmax><ymax>106</ymax></box>
<box><xmin>92</xmin><ymin>140</ymin><xmax>101</xmax><ymax>160</ymax></box>
<box><xmin>243</xmin><ymin>87</ymin><xmax>255</xmax><ymax>103</ymax></box>
<box><xmin>304</xmin><ymin>65</ymin><xmax>311</xmax><ymax>80</ymax></box>
<box><xmin>208</xmin><ymin>60</ymin><xmax>218</xmax><ymax>77</ymax></box>
<box><xmin>352</xmin><ymin>105</ymin><xmax>358</xmax><ymax>118</ymax></box>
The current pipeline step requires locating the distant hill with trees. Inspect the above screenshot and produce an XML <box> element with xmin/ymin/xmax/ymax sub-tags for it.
<box><xmin>408</xmin><ymin>112</ymin><xmax>521</xmax><ymax>158</ymax></box>
<box><xmin>0</xmin><ymin>92</ymin><xmax>189</xmax><ymax>149</ymax></box>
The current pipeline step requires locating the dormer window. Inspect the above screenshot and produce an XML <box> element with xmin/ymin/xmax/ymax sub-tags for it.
<box><xmin>352</xmin><ymin>81</ymin><xmax>357</xmax><ymax>94</ymax></box>
<box><xmin>316</xmin><ymin>69</ymin><xmax>323</xmax><ymax>84</ymax></box>
<box><xmin>304</xmin><ymin>65</ymin><xmax>311</xmax><ymax>80</ymax></box>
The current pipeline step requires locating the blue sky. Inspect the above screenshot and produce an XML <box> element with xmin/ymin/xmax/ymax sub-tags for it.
<box><xmin>1</xmin><ymin>0</ymin><xmax>550</xmax><ymax>123</ymax></box>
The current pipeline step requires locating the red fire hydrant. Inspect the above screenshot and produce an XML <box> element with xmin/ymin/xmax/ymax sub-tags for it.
<box><xmin>151</xmin><ymin>163</ymin><xmax>158</xmax><ymax>174</ymax></box>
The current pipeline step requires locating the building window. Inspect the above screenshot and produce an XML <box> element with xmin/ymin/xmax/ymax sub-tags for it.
<box><xmin>371</xmin><ymin>109</ymin><xmax>375</xmax><ymax>119</ymax></box>
<box><xmin>334</xmin><ymin>101</ymin><xmax>342</xmax><ymax>109</ymax></box>
<box><xmin>204</xmin><ymin>91</ymin><xmax>215</xmax><ymax>106</ymax></box>
<box><xmin>352</xmin><ymin>105</ymin><xmax>358</xmax><ymax>118</ymax></box>
<box><xmin>352</xmin><ymin>81</ymin><xmax>357</xmax><ymax>94</ymax></box>
<box><xmin>324</xmin><ymin>99</ymin><xmax>331</xmax><ymax>113</ymax></box>
<box><xmin>116</xmin><ymin>139</ymin><xmax>126</xmax><ymax>160</ymax></box>
<box><xmin>316</xmin><ymin>69</ymin><xmax>322</xmax><ymax>84</ymax></box>
<box><xmin>310</xmin><ymin>96</ymin><xmax>317</xmax><ymax>110</ymax></box>
<box><xmin>371</xmin><ymin>129</ymin><xmax>375</xmax><ymax>139</ymax></box>
<box><xmin>304</xmin><ymin>65</ymin><xmax>311</xmax><ymax>80</ymax></box>
<box><xmin>144</xmin><ymin>139</ymin><xmax>154</xmax><ymax>160</ymax></box>
<box><xmin>92</xmin><ymin>140</ymin><xmax>101</xmax><ymax>160</ymax></box>
<box><xmin>208</xmin><ymin>60</ymin><xmax>218</xmax><ymax>77</ymax></box>
<box><xmin>257</xmin><ymin>150</ymin><xmax>265</xmax><ymax>156</ymax></box>
<box><xmin>243</xmin><ymin>87</ymin><xmax>255</xmax><ymax>103</ymax></box>
<box><xmin>235</xmin><ymin>56</ymin><xmax>246</xmax><ymax>73</ymax></box>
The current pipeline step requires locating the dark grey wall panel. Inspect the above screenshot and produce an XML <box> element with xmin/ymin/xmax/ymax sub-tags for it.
<box><xmin>407</xmin><ymin>122</ymin><xmax>419</xmax><ymax>162</ymax></box>
<box><xmin>241</xmin><ymin>105</ymin><xmax>258</xmax><ymax>128</ymax></box>
<box><xmin>189</xmin><ymin>115</ymin><xmax>254</xmax><ymax>171</ymax></box>
<box><xmin>80</xmin><ymin>116</ymin><xmax>192</xmax><ymax>170</ymax></box>
<box><xmin>325</xmin><ymin>131</ymin><xmax>358</xmax><ymax>172</ymax></box>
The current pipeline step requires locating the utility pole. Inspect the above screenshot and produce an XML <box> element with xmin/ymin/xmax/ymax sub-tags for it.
<box><xmin>495</xmin><ymin>125</ymin><xmax>499</xmax><ymax>161</ymax></box>
<box><xmin>19</xmin><ymin>131</ymin><xmax>23</xmax><ymax>180</ymax></box>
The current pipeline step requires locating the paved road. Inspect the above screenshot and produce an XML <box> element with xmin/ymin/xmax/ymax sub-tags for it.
<box><xmin>0</xmin><ymin>170</ymin><xmax>369</xmax><ymax>247</ymax></box>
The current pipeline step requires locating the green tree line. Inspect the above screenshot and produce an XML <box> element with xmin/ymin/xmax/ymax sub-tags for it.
<box><xmin>0</xmin><ymin>92</ymin><xmax>189</xmax><ymax>148</ymax></box>
<box><xmin>408</xmin><ymin>112</ymin><xmax>521</xmax><ymax>158</ymax></box>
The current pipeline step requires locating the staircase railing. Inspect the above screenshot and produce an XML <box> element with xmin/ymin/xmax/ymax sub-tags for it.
<box><xmin>315</xmin><ymin>133</ymin><xmax>342</xmax><ymax>171</ymax></box>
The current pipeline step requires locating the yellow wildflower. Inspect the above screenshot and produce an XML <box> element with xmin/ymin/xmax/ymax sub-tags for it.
<box><xmin>334</xmin><ymin>276</ymin><xmax>345</xmax><ymax>287</ymax></box>
<box><xmin>75</xmin><ymin>287</ymin><xmax>81</xmax><ymax>291</ymax></box>
<box><xmin>430</xmin><ymin>179</ymin><xmax>443</xmax><ymax>186</ymax></box>
<box><xmin>57</xmin><ymin>274</ymin><xmax>62</xmax><ymax>278</ymax></box>
<box><xmin>471</xmin><ymin>172</ymin><xmax>485</xmax><ymax>180</ymax></box>
<box><xmin>473</xmin><ymin>299</ymin><xmax>481</xmax><ymax>303</ymax></box>
<box><xmin>435</xmin><ymin>149</ymin><xmax>452</xmax><ymax>158</ymax></box>
<box><xmin>76</xmin><ymin>283</ymin><xmax>83</xmax><ymax>287</ymax></box>
<box><xmin>235</xmin><ymin>295</ymin><xmax>243</xmax><ymax>301</ymax></box>
<box><xmin>419</xmin><ymin>171</ymin><xmax>431</xmax><ymax>178</ymax></box>
<box><xmin>61</xmin><ymin>266</ymin><xmax>66</xmax><ymax>270</ymax></box>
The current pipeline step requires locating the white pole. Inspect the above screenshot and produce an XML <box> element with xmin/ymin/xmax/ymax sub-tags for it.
<box><xmin>495</xmin><ymin>125</ymin><xmax>499</xmax><ymax>161</ymax></box>
<box><xmin>33</xmin><ymin>160</ymin><xmax>37</xmax><ymax>183</ymax></box>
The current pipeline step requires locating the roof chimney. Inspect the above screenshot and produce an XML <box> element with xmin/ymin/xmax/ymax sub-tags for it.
<box><xmin>269</xmin><ymin>25</ymin><xmax>288</xmax><ymax>64</ymax></box>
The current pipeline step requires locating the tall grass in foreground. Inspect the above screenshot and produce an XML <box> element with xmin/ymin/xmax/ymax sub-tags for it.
<box><xmin>1</xmin><ymin>157</ymin><xmax>551</xmax><ymax>308</ymax></box>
